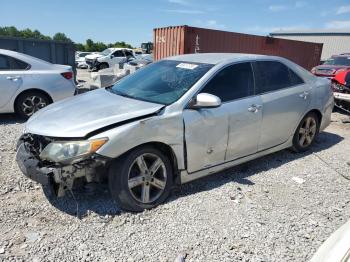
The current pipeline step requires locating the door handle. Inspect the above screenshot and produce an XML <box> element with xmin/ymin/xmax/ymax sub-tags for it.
<box><xmin>6</xmin><ymin>76</ymin><xmax>21</xmax><ymax>81</ymax></box>
<box><xmin>248</xmin><ymin>104</ymin><xmax>262</xmax><ymax>113</ymax></box>
<box><xmin>299</xmin><ymin>91</ymin><xmax>309</xmax><ymax>100</ymax></box>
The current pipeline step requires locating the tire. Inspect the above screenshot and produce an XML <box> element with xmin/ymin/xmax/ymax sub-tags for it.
<box><xmin>108</xmin><ymin>146</ymin><xmax>173</xmax><ymax>212</ymax></box>
<box><xmin>15</xmin><ymin>91</ymin><xmax>51</xmax><ymax>119</ymax></box>
<box><xmin>98</xmin><ymin>63</ymin><xmax>109</xmax><ymax>70</ymax></box>
<box><xmin>292</xmin><ymin>112</ymin><xmax>320</xmax><ymax>152</ymax></box>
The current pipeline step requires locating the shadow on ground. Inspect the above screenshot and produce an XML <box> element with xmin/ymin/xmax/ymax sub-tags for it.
<box><xmin>0</xmin><ymin>113</ymin><xmax>26</xmax><ymax>124</ymax></box>
<box><xmin>45</xmin><ymin>131</ymin><xmax>343</xmax><ymax>218</ymax></box>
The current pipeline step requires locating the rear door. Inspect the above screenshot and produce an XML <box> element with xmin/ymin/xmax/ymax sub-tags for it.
<box><xmin>253</xmin><ymin>61</ymin><xmax>310</xmax><ymax>151</ymax></box>
<box><xmin>0</xmin><ymin>54</ymin><xmax>28</xmax><ymax>108</ymax></box>
<box><xmin>124</xmin><ymin>50</ymin><xmax>135</xmax><ymax>62</ymax></box>
<box><xmin>183</xmin><ymin>62</ymin><xmax>262</xmax><ymax>173</ymax></box>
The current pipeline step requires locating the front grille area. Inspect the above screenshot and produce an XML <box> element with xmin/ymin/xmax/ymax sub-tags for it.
<box><xmin>19</xmin><ymin>134</ymin><xmax>53</xmax><ymax>159</ymax></box>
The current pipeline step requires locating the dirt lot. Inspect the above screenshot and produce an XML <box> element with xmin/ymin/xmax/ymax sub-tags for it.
<box><xmin>0</xmin><ymin>112</ymin><xmax>350</xmax><ymax>262</ymax></box>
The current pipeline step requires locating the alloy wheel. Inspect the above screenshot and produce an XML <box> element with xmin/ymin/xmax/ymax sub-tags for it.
<box><xmin>127</xmin><ymin>153</ymin><xmax>167</xmax><ymax>204</ymax></box>
<box><xmin>22</xmin><ymin>95</ymin><xmax>47</xmax><ymax>117</ymax></box>
<box><xmin>298</xmin><ymin>116</ymin><xmax>317</xmax><ymax>148</ymax></box>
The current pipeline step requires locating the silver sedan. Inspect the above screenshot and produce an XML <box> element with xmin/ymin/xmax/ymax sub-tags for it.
<box><xmin>0</xmin><ymin>49</ymin><xmax>76</xmax><ymax>118</ymax></box>
<box><xmin>16</xmin><ymin>53</ymin><xmax>334</xmax><ymax>212</ymax></box>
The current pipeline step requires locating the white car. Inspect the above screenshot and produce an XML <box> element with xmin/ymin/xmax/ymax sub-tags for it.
<box><xmin>85</xmin><ymin>48</ymin><xmax>135</xmax><ymax>71</ymax></box>
<box><xmin>311</xmin><ymin>220</ymin><xmax>350</xmax><ymax>262</ymax></box>
<box><xmin>0</xmin><ymin>49</ymin><xmax>76</xmax><ymax>118</ymax></box>
<box><xmin>75</xmin><ymin>52</ymin><xmax>92</xmax><ymax>69</ymax></box>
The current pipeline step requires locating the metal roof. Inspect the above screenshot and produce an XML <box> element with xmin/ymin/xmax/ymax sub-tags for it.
<box><xmin>165</xmin><ymin>53</ymin><xmax>268</xmax><ymax>64</ymax></box>
<box><xmin>271</xmin><ymin>29</ymin><xmax>350</xmax><ymax>36</ymax></box>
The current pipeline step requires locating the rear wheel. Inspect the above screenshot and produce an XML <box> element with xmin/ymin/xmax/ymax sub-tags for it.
<box><xmin>15</xmin><ymin>91</ymin><xmax>51</xmax><ymax>119</ymax></box>
<box><xmin>292</xmin><ymin>112</ymin><xmax>319</xmax><ymax>152</ymax></box>
<box><xmin>108</xmin><ymin>146</ymin><xmax>173</xmax><ymax>212</ymax></box>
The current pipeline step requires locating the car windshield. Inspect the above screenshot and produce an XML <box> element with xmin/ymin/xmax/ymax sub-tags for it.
<box><xmin>108</xmin><ymin>60</ymin><xmax>213</xmax><ymax>105</ymax></box>
<box><xmin>323</xmin><ymin>57</ymin><xmax>350</xmax><ymax>66</ymax></box>
<box><xmin>101</xmin><ymin>49</ymin><xmax>113</xmax><ymax>56</ymax></box>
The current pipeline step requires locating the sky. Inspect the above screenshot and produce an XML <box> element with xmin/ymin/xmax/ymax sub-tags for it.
<box><xmin>0</xmin><ymin>0</ymin><xmax>350</xmax><ymax>47</ymax></box>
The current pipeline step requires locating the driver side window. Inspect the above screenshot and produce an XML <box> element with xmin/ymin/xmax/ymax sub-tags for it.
<box><xmin>112</xmin><ymin>50</ymin><xmax>124</xmax><ymax>57</ymax></box>
<box><xmin>0</xmin><ymin>55</ymin><xmax>10</xmax><ymax>70</ymax></box>
<box><xmin>201</xmin><ymin>62</ymin><xmax>254</xmax><ymax>103</ymax></box>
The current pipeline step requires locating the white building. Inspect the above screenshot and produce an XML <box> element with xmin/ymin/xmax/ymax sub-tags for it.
<box><xmin>270</xmin><ymin>30</ymin><xmax>350</xmax><ymax>61</ymax></box>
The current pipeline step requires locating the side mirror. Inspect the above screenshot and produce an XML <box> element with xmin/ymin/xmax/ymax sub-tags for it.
<box><xmin>189</xmin><ymin>93</ymin><xmax>221</xmax><ymax>109</ymax></box>
<box><xmin>110</xmin><ymin>55</ymin><xmax>114</xmax><ymax>59</ymax></box>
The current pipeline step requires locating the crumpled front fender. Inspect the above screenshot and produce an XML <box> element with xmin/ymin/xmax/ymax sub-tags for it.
<box><xmin>92</xmin><ymin>112</ymin><xmax>185</xmax><ymax>170</ymax></box>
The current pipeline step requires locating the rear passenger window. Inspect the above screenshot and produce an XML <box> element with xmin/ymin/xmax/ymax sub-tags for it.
<box><xmin>0</xmin><ymin>54</ymin><xmax>29</xmax><ymax>70</ymax></box>
<box><xmin>289</xmin><ymin>68</ymin><xmax>304</xmax><ymax>86</ymax></box>
<box><xmin>0</xmin><ymin>55</ymin><xmax>10</xmax><ymax>70</ymax></box>
<box><xmin>11</xmin><ymin>58</ymin><xmax>30</xmax><ymax>70</ymax></box>
<box><xmin>253</xmin><ymin>61</ymin><xmax>304</xmax><ymax>94</ymax></box>
<box><xmin>201</xmin><ymin>62</ymin><xmax>254</xmax><ymax>102</ymax></box>
<box><xmin>113</xmin><ymin>51</ymin><xmax>124</xmax><ymax>57</ymax></box>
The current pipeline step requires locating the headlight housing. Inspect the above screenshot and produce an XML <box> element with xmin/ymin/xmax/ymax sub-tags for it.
<box><xmin>39</xmin><ymin>138</ymin><xmax>108</xmax><ymax>164</ymax></box>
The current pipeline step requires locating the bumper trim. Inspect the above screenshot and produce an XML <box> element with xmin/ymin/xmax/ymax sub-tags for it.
<box><xmin>16</xmin><ymin>143</ymin><xmax>52</xmax><ymax>186</ymax></box>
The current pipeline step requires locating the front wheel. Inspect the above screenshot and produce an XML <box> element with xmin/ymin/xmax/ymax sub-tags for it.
<box><xmin>108</xmin><ymin>146</ymin><xmax>173</xmax><ymax>212</ymax></box>
<box><xmin>98</xmin><ymin>63</ymin><xmax>109</xmax><ymax>70</ymax></box>
<box><xmin>292</xmin><ymin>112</ymin><xmax>319</xmax><ymax>152</ymax></box>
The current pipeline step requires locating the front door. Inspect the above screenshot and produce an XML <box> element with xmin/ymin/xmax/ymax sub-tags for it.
<box><xmin>183</xmin><ymin>105</ymin><xmax>230</xmax><ymax>173</ymax></box>
<box><xmin>184</xmin><ymin>62</ymin><xmax>262</xmax><ymax>173</ymax></box>
<box><xmin>111</xmin><ymin>50</ymin><xmax>127</xmax><ymax>67</ymax></box>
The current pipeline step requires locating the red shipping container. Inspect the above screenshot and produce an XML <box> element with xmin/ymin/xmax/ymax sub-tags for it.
<box><xmin>153</xmin><ymin>25</ymin><xmax>323</xmax><ymax>70</ymax></box>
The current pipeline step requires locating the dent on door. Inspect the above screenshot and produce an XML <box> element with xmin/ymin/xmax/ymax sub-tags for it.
<box><xmin>225</xmin><ymin>96</ymin><xmax>263</xmax><ymax>161</ymax></box>
<box><xmin>183</xmin><ymin>107</ymin><xmax>229</xmax><ymax>173</ymax></box>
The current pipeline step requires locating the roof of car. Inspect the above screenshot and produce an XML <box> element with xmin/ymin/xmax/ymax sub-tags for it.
<box><xmin>166</xmin><ymin>53</ymin><xmax>270</xmax><ymax>64</ymax></box>
<box><xmin>332</xmin><ymin>53</ymin><xmax>350</xmax><ymax>57</ymax></box>
<box><xmin>0</xmin><ymin>48</ymin><xmax>55</xmax><ymax>69</ymax></box>
<box><xmin>166</xmin><ymin>52</ymin><xmax>317</xmax><ymax>83</ymax></box>
<box><xmin>109</xmin><ymin>47</ymin><xmax>133</xmax><ymax>51</ymax></box>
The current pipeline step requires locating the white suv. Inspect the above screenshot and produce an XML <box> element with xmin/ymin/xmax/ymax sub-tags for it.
<box><xmin>85</xmin><ymin>48</ymin><xmax>135</xmax><ymax>71</ymax></box>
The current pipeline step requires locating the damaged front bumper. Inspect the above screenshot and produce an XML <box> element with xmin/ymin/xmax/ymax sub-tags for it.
<box><xmin>16</xmin><ymin>134</ymin><xmax>110</xmax><ymax>197</ymax></box>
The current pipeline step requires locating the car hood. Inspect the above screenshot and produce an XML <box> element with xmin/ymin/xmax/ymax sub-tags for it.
<box><xmin>85</xmin><ymin>53</ymin><xmax>104</xmax><ymax>59</ymax></box>
<box><xmin>25</xmin><ymin>88</ymin><xmax>164</xmax><ymax>138</ymax></box>
<box><xmin>316</xmin><ymin>65</ymin><xmax>349</xmax><ymax>70</ymax></box>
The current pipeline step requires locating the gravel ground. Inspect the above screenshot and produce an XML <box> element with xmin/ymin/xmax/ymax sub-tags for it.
<box><xmin>0</xmin><ymin>112</ymin><xmax>350</xmax><ymax>262</ymax></box>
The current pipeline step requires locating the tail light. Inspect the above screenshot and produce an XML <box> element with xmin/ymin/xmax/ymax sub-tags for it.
<box><xmin>61</xmin><ymin>72</ymin><xmax>73</xmax><ymax>80</ymax></box>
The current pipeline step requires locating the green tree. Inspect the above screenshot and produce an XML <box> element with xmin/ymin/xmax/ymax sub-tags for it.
<box><xmin>94</xmin><ymin>42</ymin><xmax>107</xmax><ymax>52</ymax></box>
<box><xmin>53</xmin><ymin>32</ymin><xmax>72</xmax><ymax>42</ymax></box>
<box><xmin>85</xmin><ymin>39</ymin><xmax>95</xmax><ymax>52</ymax></box>
<box><xmin>75</xmin><ymin>43</ymin><xmax>85</xmax><ymax>51</ymax></box>
<box><xmin>0</xmin><ymin>26</ymin><xmax>135</xmax><ymax>51</ymax></box>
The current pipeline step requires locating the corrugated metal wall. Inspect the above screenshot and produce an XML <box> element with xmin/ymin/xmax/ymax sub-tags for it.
<box><xmin>269</xmin><ymin>34</ymin><xmax>350</xmax><ymax>61</ymax></box>
<box><xmin>154</xmin><ymin>26</ymin><xmax>323</xmax><ymax>70</ymax></box>
<box><xmin>0</xmin><ymin>36</ymin><xmax>76</xmax><ymax>68</ymax></box>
